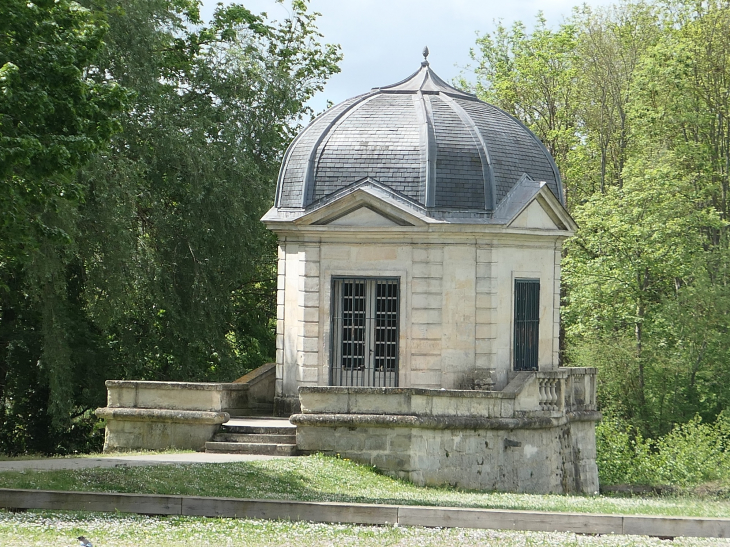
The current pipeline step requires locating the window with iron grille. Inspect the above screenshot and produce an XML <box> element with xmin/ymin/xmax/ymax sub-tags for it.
<box><xmin>330</xmin><ymin>277</ymin><xmax>399</xmax><ymax>387</ymax></box>
<box><xmin>514</xmin><ymin>279</ymin><xmax>540</xmax><ymax>371</ymax></box>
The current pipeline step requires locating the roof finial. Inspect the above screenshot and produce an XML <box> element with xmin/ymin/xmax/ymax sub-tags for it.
<box><xmin>422</xmin><ymin>46</ymin><xmax>429</xmax><ymax>66</ymax></box>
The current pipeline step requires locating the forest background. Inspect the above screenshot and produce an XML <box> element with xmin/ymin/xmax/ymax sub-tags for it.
<box><xmin>1</xmin><ymin>0</ymin><xmax>729</xmax><ymax>472</ymax></box>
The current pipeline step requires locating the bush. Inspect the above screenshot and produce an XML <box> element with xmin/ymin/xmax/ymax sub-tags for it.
<box><xmin>596</xmin><ymin>413</ymin><xmax>730</xmax><ymax>487</ymax></box>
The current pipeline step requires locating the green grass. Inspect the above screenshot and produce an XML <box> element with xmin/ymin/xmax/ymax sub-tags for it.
<box><xmin>2</xmin><ymin>454</ymin><xmax>730</xmax><ymax>518</ymax></box>
<box><xmin>1</xmin><ymin>510</ymin><xmax>728</xmax><ymax>547</ymax></box>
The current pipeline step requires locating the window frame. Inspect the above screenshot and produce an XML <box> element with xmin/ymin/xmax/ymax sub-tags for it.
<box><xmin>513</xmin><ymin>278</ymin><xmax>540</xmax><ymax>371</ymax></box>
<box><xmin>329</xmin><ymin>276</ymin><xmax>400</xmax><ymax>387</ymax></box>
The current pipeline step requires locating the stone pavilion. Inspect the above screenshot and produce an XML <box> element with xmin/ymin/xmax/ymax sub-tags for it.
<box><xmin>261</xmin><ymin>53</ymin><xmax>600</xmax><ymax>494</ymax></box>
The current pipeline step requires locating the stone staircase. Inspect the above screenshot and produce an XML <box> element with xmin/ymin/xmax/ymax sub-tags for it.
<box><xmin>224</xmin><ymin>362</ymin><xmax>276</xmax><ymax>417</ymax></box>
<box><xmin>205</xmin><ymin>417</ymin><xmax>298</xmax><ymax>456</ymax></box>
<box><xmin>227</xmin><ymin>403</ymin><xmax>274</xmax><ymax>417</ymax></box>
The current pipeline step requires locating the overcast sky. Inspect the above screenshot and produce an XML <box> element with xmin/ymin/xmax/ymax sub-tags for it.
<box><xmin>200</xmin><ymin>0</ymin><xmax>615</xmax><ymax>113</ymax></box>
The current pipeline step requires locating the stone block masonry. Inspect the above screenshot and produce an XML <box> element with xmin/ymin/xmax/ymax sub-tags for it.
<box><xmin>291</xmin><ymin>369</ymin><xmax>600</xmax><ymax>495</ymax></box>
<box><xmin>97</xmin><ymin>364</ymin><xmax>276</xmax><ymax>452</ymax></box>
<box><xmin>97</xmin><ymin>381</ymin><xmax>245</xmax><ymax>452</ymax></box>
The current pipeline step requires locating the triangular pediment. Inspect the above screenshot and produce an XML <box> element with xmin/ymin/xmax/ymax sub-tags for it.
<box><xmin>510</xmin><ymin>198</ymin><xmax>563</xmax><ymax>230</ymax></box>
<box><xmin>290</xmin><ymin>178</ymin><xmax>430</xmax><ymax>227</ymax></box>
<box><xmin>493</xmin><ymin>175</ymin><xmax>576</xmax><ymax>233</ymax></box>
<box><xmin>325</xmin><ymin>206</ymin><xmax>399</xmax><ymax>227</ymax></box>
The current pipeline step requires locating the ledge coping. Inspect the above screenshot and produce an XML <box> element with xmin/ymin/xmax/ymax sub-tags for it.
<box><xmin>298</xmin><ymin>386</ymin><xmax>517</xmax><ymax>399</ymax></box>
<box><xmin>290</xmin><ymin>411</ymin><xmax>601</xmax><ymax>430</ymax></box>
<box><xmin>95</xmin><ymin>408</ymin><xmax>230</xmax><ymax>425</ymax></box>
<box><xmin>105</xmin><ymin>380</ymin><xmax>248</xmax><ymax>391</ymax></box>
<box><xmin>233</xmin><ymin>362</ymin><xmax>276</xmax><ymax>385</ymax></box>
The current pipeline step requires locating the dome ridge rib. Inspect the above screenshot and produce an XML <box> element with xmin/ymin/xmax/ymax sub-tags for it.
<box><xmin>300</xmin><ymin>91</ymin><xmax>379</xmax><ymax>207</ymax></box>
<box><xmin>439</xmin><ymin>93</ymin><xmax>496</xmax><ymax>210</ymax></box>
<box><xmin>412</xmin><ymin>91</ymin><xmax>437</xmax><ymax>207</ymax></box>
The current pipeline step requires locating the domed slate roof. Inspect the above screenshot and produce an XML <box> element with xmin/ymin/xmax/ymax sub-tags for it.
<box><xmin>275</xmin><ymin>58</ymin><xmax>563</xmax><ymax>217</ymax></box>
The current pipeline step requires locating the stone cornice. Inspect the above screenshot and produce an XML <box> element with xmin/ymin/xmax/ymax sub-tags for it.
<box><xmin>290</xmin><ymin>411</ymin><xmax>601</xmax><ymax>430</ymax></box>
<box><xmin>95</xmin><ymin>408</ymin><xmax>230</xmax><ymax>425</ymax></box>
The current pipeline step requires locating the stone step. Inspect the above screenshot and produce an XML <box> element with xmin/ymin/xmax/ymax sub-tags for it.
<box><xmin>226</xmin><ymin>409</ymin><xmax>274</xmax><ymax>417</ymax></box>
<box><xmin>212</xmin><ymin>433</ymin><xmax>296</xmax><ymax>444</ymax></box>
<box><xmin>205</xmin><ymin>441</ymin><xmax>298</xmax><ymax>456</ymax></box>
<box><xmin>222</xmin><ymin>425</ymin><xmax>295</xmax><ymax>436</ymax></box>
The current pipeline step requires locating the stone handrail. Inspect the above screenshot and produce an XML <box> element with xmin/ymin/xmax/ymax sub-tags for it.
<box><xmin>104</xmin><ymin>380</ymin><xmax>248</xmax><ymax>413</ymax></box>
<box><xmin>535</xmin><ymin>368</ymin><xmax>597</xmax><ymax>413</ymax></box>
<box><xmin>298</xmin><ymin>367</ymin><xmax>597</xmax><ymax>420</ymax></box>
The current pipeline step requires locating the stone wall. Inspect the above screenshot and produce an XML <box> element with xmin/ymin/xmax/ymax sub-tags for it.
<box><xmin>291</xmin><ymin>368</ymin><xmax>600</xmax><ymax>495</ymax></box>
<box><xmin>104</xmin><ymin>380</ymin><xmax>249</xmax><ymax>412</ymax></box>
<box><xmin>274</xmin><ymin>231</ymin><xmax>565</xmax><ymax>412</ymax></box>
<box><xmin>95</xmin><ymin>407</ymin><xmax>229</xmax><ymax>452</ymax></box>
<box><xmin>233</xmin><ymin>362</ymin><xmax>276</xmax><ymax>415</ymax></box>
<box><xmin>97</xmin><ymin>381</ymin><xmax>246</xmax><ymax>452</ymax></box>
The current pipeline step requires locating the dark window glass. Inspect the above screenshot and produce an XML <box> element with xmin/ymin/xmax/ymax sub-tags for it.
<box><xmin>514</xmin><ymin>279</ymin><xmax>540</xmax><ymax>371</ymax></box>
<box><xmin>331</xmin><ymin>278</ymin><xmax>399</xmax><ymax>387</ymax></box>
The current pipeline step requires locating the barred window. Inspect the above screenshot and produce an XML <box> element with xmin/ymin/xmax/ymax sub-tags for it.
<box><xmin>330</xmin><ymin>278</ymin><xmax>399</xmax><ymax>387</ymax></box>
<box><xmin>514</xmin><ymin>279</ymin><xmax>540</xmax><ymax>371</ymax></box>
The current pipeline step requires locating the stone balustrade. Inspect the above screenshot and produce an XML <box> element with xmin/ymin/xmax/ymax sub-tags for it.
<box><xmin>535</xmin><ymin>368</ymin><xmax>597</xmax><ymax>413</ymax></box>
<box><xmin>96</xmin><ymin>364</ymin><xmax>276</xmax><ymax>452</ymax></box>
<box><xmin>299</xmin><ymin>367</ymin><xmax>597</xmax><ymax>421</ymax></box>
<box><xmin>291</xmin><ymin>367</ymin><xmax>600</xmax><ymax>494</ymax></box>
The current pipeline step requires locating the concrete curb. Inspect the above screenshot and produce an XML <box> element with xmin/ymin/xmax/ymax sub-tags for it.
<box><xmin>1</xmin><ymin>488</ymin><xmax>728</xmax><ymax>539</ymax></box>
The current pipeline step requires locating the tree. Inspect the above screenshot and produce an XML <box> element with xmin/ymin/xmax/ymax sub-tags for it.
<box><xmin>470</xmin><ymin>14</ymin><xmax>580</xmax><ymax>204</ymax></box>
<box><xmin>561</xmin><ymin>0</ymin><xmax>730</xmax><ymax>435</ymax></box>
<box><xmin>469</xmin><ymin>0</ymin><xmax>730</xmax><ymax>436</ymax></box>
<box><xmin>0</xmin><ymin>0</ymin><xmax>127</xmax><ymax>266</ymax></box>
<box><xmin>563</xmin><ymin>151</ymin><xmax>722</xmax><ymax>433</ymax></box>
<box><xmin>570</xmin><ymin>2</ymin><xmax>660</xmax><ymax>197</ymax></box>
<box><xmin>0</xmin><ymin>0</ymin><xmax>341</xmax><ymax>454</ymax></box>
<box><xmin>0</xmin><ymin>0</ymin><xmax>127</xmax><ymax>451</ymax></box>
<box><xmin>76</xmin><ymin>0</ymin><xmax>340</xmax><ymax>381</ymax></box>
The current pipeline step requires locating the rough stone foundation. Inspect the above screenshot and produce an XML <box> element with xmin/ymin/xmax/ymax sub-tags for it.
<box><xmin>96</xmin><ymin>407</ymin><xmax>228</xmax><ymax>452</ymax></box>
<box><xmin>96</xmin><ymin>380</ymin><xmax>246</xmax><ymax>452</ymax></box>
<box><xmin>291</xmin><ymin>369</ymin><xmax>600</xmax><ymax>495</ymax></box>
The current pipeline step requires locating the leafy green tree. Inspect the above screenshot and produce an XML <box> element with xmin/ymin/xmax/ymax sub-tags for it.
<box><xmin>469</xmin><ymin>0</ymin><xmax>730</xmax><ymax>436</ymax></box>
<box><xmin>563</xmin><ymin>151</ymin><xmax>722</xmax><ymax>433</ymax></box>
<box><xmin>658</xmin><ymin>262</ymin><xmax>730</xmax><ymax>425</ymax></box>
<box><xmin>76</xmin><ymin>0</ymin><xmax>340</xmax><ymax>382</ymax></box>
<box><xmin>570</xmin><ymin>2</ymin><xmax>659</xmax><ymax>197</ymax></box>
<box><xmin>0</xmin><ymin>0</ymin><xmax>341</xmax><ymax>454</ymax></box>
<box><xmin>561</xmin><ymin>1</ymin><xmax>730</xmax><ymax>435</ymax></box>
<box><xmin>0</xmin><ymin>0</ymin><xmax>127</xmax><ymax>267</ymax></box>
<box><xmin>0</xmin><ymin>0</ymin><xmax>127</xmax><ymax>449</ymax></box>
<box><xmin>470</xmin><ymin>14</ymin><xmax>579</xmax><ymax>204</ymax></box>
<box><xmin>631</xmin><ymin>0</ymin><xmax>730</xmax><ymax>227</ymax></box>
<box><xmin>593</xmin><ymin>0</ymin><xmax>730</xmax><ymax>431</ymax></box>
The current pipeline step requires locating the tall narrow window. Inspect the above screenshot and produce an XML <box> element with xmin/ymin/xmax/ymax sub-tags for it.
<box><xmin>331</xmin><ymin>278</ymin><xmax>399</xmax><ymax>387</ymax></box>
<box><xmin>514</xmin><ymin>279</ymin><xmax>540</xmax><ymax>371</ymax></box>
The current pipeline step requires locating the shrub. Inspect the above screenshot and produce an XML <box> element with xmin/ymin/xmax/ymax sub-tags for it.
<box><xmin>596</xmin><ymin>412</ymin><xmax>730</xmax><ymax>487</ymax></box>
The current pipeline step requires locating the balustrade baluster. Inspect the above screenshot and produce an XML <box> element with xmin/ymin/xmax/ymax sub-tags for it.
<box><xmin>549</xmin><ymin>380</ymin><xmax>557</xmax><ymax>411</ymax></box>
